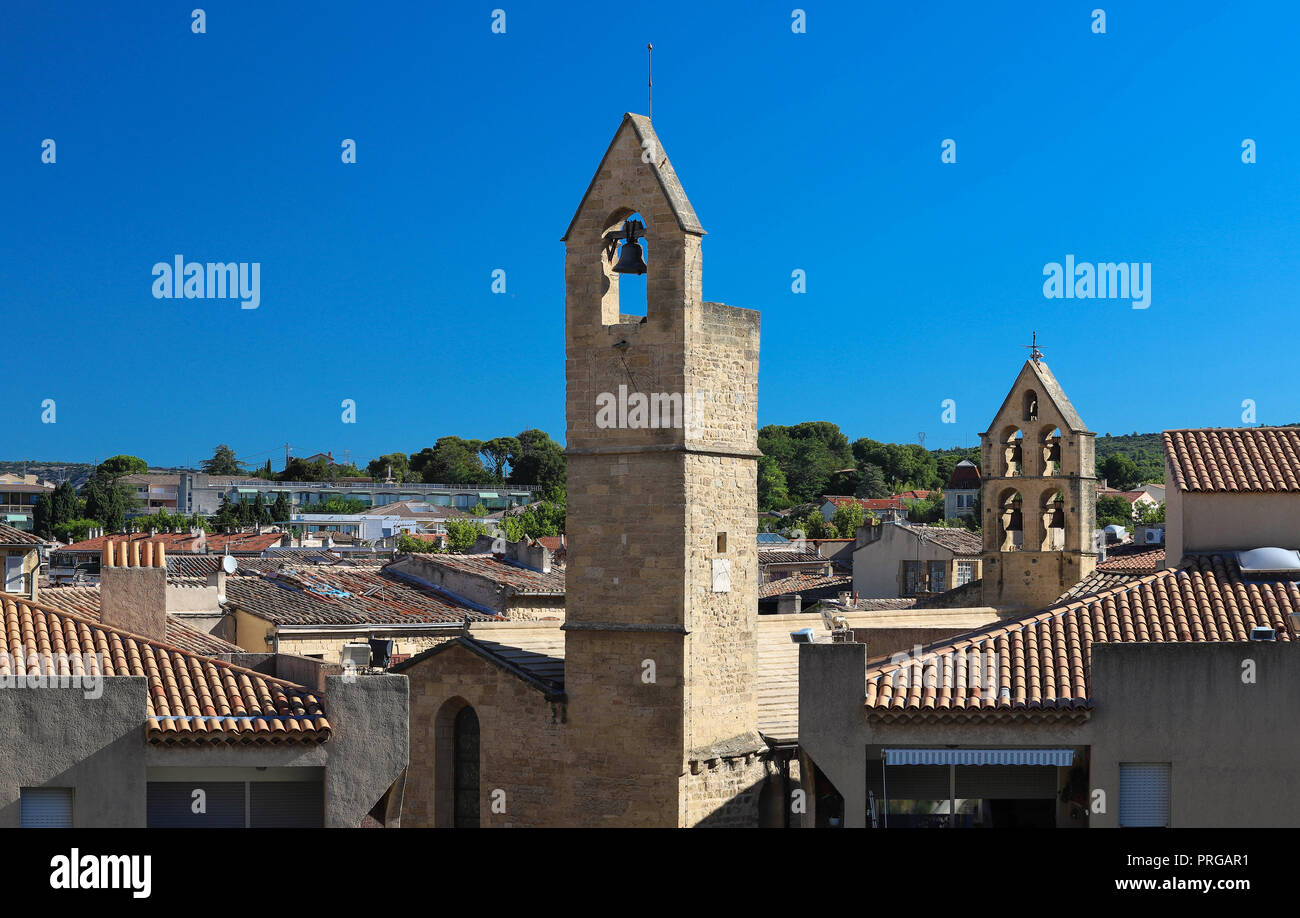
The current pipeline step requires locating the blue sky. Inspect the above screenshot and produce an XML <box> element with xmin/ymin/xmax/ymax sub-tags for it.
<box><xmin>4</xmin><ymin>1</ymin><xmax>1297</xmax><ymax>469</ymax></box>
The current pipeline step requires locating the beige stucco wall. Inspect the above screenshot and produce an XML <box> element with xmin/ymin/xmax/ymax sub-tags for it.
<box><xmin>799</xmin><ymin>640</ymin><xmax>1300</xmax><ymax>828</ymax></box>
<box><xmin>852</xmin><ymin>525</ymin><xmax>979</xmax><ymax>598</ymax></box>
<box><xmin>1174</xmin><ymin>490</ymin><xmax>1300</xmax><ymax>560</ymax></box>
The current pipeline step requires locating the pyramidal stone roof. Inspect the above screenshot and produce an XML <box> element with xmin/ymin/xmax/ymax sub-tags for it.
<box><xmin>562</xmin><ymin>113</ymin><xmax>705</xmax><ymax>241</ymax></box>
<box><xmin>983</xmin><ymin>359</ymin><xmax>1089</xmax><ymax>435</ymax></box>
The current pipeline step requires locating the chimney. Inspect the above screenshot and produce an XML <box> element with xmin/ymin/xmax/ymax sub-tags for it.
<box><xmin>100</xmin><ymin>539</ymin><xmax>168</xmax><ymax>641</ymax></box>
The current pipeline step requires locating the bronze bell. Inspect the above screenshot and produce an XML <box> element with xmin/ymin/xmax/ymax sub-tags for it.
<box><xmin>1049</xmin><ymin>504</ymin><xmax>1065</xmax><ymax>529</ymax></box>
<box><xmin>1010</xmin><ymin>441</ymin><xmax>1023</xmax><ymax>464</ymax></box>
<box><xmin>612</xmin><ymin>218</ymin><xmax>648</xmax><ymax>275</ymax></box>
<box><xmin>1047</xmin><ymin>440</ymin><xmax>1061</xmax><ymax>463</ymax></box>
<box><xmin>614</xmin><ymin>237</ymin><xmax>647</xmax><ymax>275</ymax></box>
<box><xmin>1008</xmin><ymin>508</ymin><xmax>1023</xmax><ymax>531</ymax></box>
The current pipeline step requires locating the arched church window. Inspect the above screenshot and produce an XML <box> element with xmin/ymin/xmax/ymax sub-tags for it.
<box><xmin>453</xmin><ymin>706</ymin><xmax>480</xmax><ymax>828</ymax></box>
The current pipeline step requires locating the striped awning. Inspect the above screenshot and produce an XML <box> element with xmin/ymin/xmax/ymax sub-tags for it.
<box><xmin>884</xmin><ymin>749</ymin><xmax>1074</xmax><ymax>767</ymax></box>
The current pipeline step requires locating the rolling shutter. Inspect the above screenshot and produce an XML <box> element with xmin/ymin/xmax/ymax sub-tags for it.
<box><xmin>1119</xmin><ymin>763</ymin><xmax>1170</xmax><ymax>827</ymax></box>
<box><xmin>250</xmin><ymin>781</ymin><xmax>324</xmax><ymax>828</ymax></box>
<box><xmin>147</xmin><ymin>782</ymin><xmax>245</xmax><ymax>828</ymax></box>
<box><xmin>21</xmin><ymin>788</ymin><xmax>74</xmax><ymax>827</ymax></box>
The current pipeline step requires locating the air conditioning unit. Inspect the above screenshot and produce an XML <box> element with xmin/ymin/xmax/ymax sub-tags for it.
<box><xmin>1250</xmin><ymin>626</ymin><xmax>1276</xmax><ymax>642</ymax></box>
<box><xmin>340</xmin><ymin>642</ymin><xmax>372</xmax><ymax>669</ymax></box>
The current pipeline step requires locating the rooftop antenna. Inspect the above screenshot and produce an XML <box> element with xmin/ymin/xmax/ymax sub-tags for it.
<box><xmin>647</xmin><ymin>43</ymin><xmax>653</xmax><ymax>120</ymax></box>
<box><xmin>1024</xmin><ymin>330</ymin><xmax>1044</xmax><ymax>364</ymax></box>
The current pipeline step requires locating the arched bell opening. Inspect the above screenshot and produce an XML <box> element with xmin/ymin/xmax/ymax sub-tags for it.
<box><xmin>1040</xmin><ymin>489</ymin><xmax>1065</xmax><ymax>551</ymax></box>
<box><xmin>602</xmin><ymin>210</ymin><xmax>649</xmax><ymax>318</ymax></box>
<box><xmin>1023</xmin><ymin>389</ymin><xmax>1039</xmax><ymax>422</ymax></box>
<box><xmin>1041</xmin><ymin>426</ymin><xmax>1062</xmax><ymax>475</ymax></box>
<box><xmin>998</xmin><ymin>489</ymin><xmax>1024</xmax><ymax>552</ymax></box>
<box><xmin>1001</xmin><ymin>427</ymin><xmax>1024</xmax><ymax>477</ymax></box>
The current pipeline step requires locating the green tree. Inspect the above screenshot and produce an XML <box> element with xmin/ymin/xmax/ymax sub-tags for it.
<box><xmin>444</xmin><ymin>518</ymin><xmax>491</xmax><ymax>552</ymax></box>
<box><xmin>481</xmin><ymin>437</ymin><xmax>521</xmax><ymax>482</ymax></box>
<box><xmin>279</xmin><ymin>457</ymin><xmax>330</xmax><ymax>482</ymax></box>
<box><xmin>905</xmin><ymin>492</ymin><xmax>946</xmax><ymax>524</ymax></box>
<box><xmin>504</xmin><ymin>496</ymin><xmax>566</xmax><ymax>539</ymax></box>
<box><xmin>33</xmin><ymin>494</ymin><xmax>53</xmax><ymax>539</ymax></box>
<box><xmin>1135</xmin><ymin>501</ymin><xmax>1166</xmax><ymax>526</ymax></box>
<box><xmin>252</xmin><ymin>493</ymin><xmax>270</xmax><ymax>525</ymax></box>
<box><xmin>52</xmin><ymin>481</ymin><xmax>78</xmax><ymax>525</ymax></box>
<box><xmin>1099</xmin><ymin>454</ymin><xmax>1140</xmax><ymax>491</ymax></box>
<box><xmin>412</xmin><ymin>437</ymin><xmax>493</xmax><ymax>485</ymax></box>
<box><xmin>202</xmin><ymin>445</ymin><xmax>242</xmax><ymax>476</ymax></box>
<box><xmin>852</xmin><ymin>439</ymin><xmax>940</xmax><ymax>492</ymax></box>
<box><xmin>759</xmin><ymin>422</ymin><xmax>853</xmax><ymax>504</ymax></box>
<box><xmin>302</xmin><ymin>497</ymin><xmax>368</xmax><ymax>515</ymax></box>
<box><xmin>1096</xmin><ymin>495</ymin><xmax>1133</xmax><ymax>530</ymax></box>
<box><xmin>271</xmin><ymin>492</ymin><xmax>292</xmax><ymax>522</ymax></box>
<box><xmin>367</xmin><ymin>453</ymin><xmax>410</xmax><ymax>482</ymax></box>
<box><xmin>213</xmin><ymin>494</ymin><xmax>240</xmax><ymax>531</ymax></box>
<box><xmin>757</xmin><ymin>455</ymin><xmax>791</xmax><ymax>511</ymax></box>
<box><xmin>854</xmin><ymin>463</ymin><xmax>890</xmax><ymax>499</ymax></box>
<box><xmin>397</xmin><ymin>532</ymin><xmax>440</xmax><ymax>553</ymax></box>
<box><xmin>507</xmin><ymin>429</ymin><xmax>567</xmax><ymax>494</ymax></box>
<box><xmin>97</xmin><ymin>455</ymin><xmax>147</xmax><ymax>479</ymax></box>
<box><xmin>54</xmin><ymin>518</ymin><xmax>100</xmax><ymax>544</ymax></box>
<box><xmin>830</xmin><ymin>501</ymin><xmax>866</xmax><ymax>540</ymax></box>
<box><xmin>83</xmin><ymin>478</ymin><xmax>127</xmax><ymax>532</ymax></box>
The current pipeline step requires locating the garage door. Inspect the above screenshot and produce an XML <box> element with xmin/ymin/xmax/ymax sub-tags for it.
<box><xmin>147</xmin><ymin>780</ymin><xmax>324</xmax><ymax>828</ymax></box>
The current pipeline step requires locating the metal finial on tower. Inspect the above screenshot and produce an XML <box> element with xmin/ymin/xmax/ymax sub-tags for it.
<box><xmin>1023</xmin><ymin>330</ymin><xmax>1044</xmax><ymax>363</ymax></box>
<box><xmin>647</xmin><ymin>43</ymin><xmax>653</xmax><ymax>120</ymax></box>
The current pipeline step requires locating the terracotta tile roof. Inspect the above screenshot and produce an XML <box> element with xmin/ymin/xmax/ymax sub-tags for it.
<box><xmin>758</xmin><ymin>549</ymin><xmax>826</xmax><ymax>564</ymax></box>
<box><xmin>824</xmin><ymin>496</ymin><xmax>906</xmax><ymax>512</ymax></box>
<box><xmin>1097</xmin><ymin>545</ymin><xmax>1166</xmax><ymax>573</ymax></box>
<box><xmin>207</xmin><ymin>532</ymin><xmax>286</xmax><ymax>554</ymax></box>
<box><xmin>1</xmin><ymin>594</ymin><xmax>329</xmax><ymax>744</ymax></box>
<box><xmin>391</xmin><ymin>623</ymin><xmax>566</xmax><ymax>698</ymax></box>
<box><xmin>863</xmin><ymin>554</ymin><xmax>1297</xmax><ymax>723</ymax></box>
<box><xmin>905</xmin><ymin>524</ymin><xmax>983</xmax><ymax>555</ymax></box>
<box><xmin>35</xmin><ymin>585</ymin><xmax>243</xmax><ymax>655</ymax></box>
<box><xmin>0</xmin><ymin>522</ymin><xmax>46</xmax><ymax>547</ymax></box>
<box><xmin>1055</xmin><ymin>569</ymin><xmax>1147</xmax><ymax>603</ymax></box>
<box><xmin>1097</xmin><ymin>487</ymin><xmax>1150</xmax><ymax>502</ymax></box>
<box><xmin>833</xmin><ymin>597</ymin><xmax>920</xmax><ymax>611</ymax></box>
<box><xmin>61</xmin><ymin>530</ymin><xmax>285</xmax><ymax>556</ymax></box>
<box><xmin>225</xmin><ymin>568</ymin><xmax>497</xmax><ymax>626</ymax></box>
<box><xmin>62</xmin><ymin>531</ymin><xmax>207</xmax><ymax>554</ymax></box>
<box><xmin>891</xmin><ymin>490</ymin><xmax>935</xmax><ymax>501</ymax></box>
<box><xmin>945</xmin><ymin>460</ymin><xmax>981</xmax><ymax>489</ymax></box>
<box><xmin>759</xmin><ymin>572</ymin><xmax>852</xmax><ymax>599</ymax></box>
<box><xmin>410</xmin><ymin>553</ymin><xmax>566</xmax><ymax>595</ymax></box>
<box><xmin>1164</xmin><ymin>427</ymin><xmax>1300</xmax><ymax>493</ymax></box>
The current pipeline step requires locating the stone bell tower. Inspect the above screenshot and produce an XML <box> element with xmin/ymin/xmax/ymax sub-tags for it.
<box><xmin>562</xmin><ymin>114</ymin><xmax>766</xmax><ymax>826</ymax></box>
<box><xmin>979</xmin><ymin>352</ymin><xmax>1097</xmax><ymax>611</ymax></box>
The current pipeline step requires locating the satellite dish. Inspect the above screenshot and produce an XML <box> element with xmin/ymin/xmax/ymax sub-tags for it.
<box><xmin>222</xmin><ymin>555</ymin><xmax>238</xmax><ymax>574</ymax></box>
